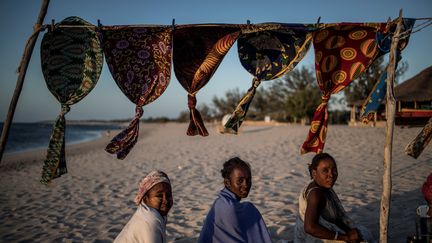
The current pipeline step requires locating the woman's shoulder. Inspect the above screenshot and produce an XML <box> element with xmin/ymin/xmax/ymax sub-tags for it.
<box><xmin>304</xmin><ymin>182</ymin><xmax>327</xmax><ymax>200</ymax></box>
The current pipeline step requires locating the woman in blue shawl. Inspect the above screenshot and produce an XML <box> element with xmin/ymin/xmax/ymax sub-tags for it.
<box><xmin>198</xmin><ymin>157</ymin><xmax>272</xmax><ymax>243</ymax></box>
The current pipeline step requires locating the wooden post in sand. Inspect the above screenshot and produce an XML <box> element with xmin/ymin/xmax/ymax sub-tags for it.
<box><xmin>0</xmin><ymin>0</ymin><xmax>50</xmax><ymax>163</ymax></box>
<box><xmin>380</xmin><ymin>10</ymin><xmax>403</xmax><ymax>243</ymax></box>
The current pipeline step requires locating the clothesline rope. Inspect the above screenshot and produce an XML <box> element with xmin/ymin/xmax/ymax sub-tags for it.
<box><xmin>398</xmin><ymin>18</ymin><xmax>432</xmax><ymax>40</ymax></box>
<box><xmin>20</xmin><ymin>17</ymin><xmax>431</xmax><ymax>76</ymax></box>
<box><xmin>41</xmin><ymin>16</ymin><xmax>432</xmax><ymax>28</ymax></box>
<box><xmin>39</xmin><ymin>17</ymin><xmax>432</xmax><ymax>36</ymax></box>
<box><xmin>16</xmin><ymin>24</ymin><xmax>48</xmax><ymax>73</ymax></box>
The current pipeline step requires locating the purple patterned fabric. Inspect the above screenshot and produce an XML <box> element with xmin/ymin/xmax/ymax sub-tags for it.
<box><xmin>100</xmin><ymin>26</ymin><xmax>172</xmax><ymax>159</ymax></box>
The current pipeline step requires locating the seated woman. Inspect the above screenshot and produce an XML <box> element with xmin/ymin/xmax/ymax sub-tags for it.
<box><xmin>114</xmin><ymin>170</ymin><xmax>173</xmax><ymax>243</ymax></box>
<box><xmin>294</xmin><ymin>153</ymin><xmax>374</xmax><ymax>243</ymax></box>
<box><xmin>198</xmin><ymin>157</ymin><xmax>272</xmax><ymax>243</ymax></box>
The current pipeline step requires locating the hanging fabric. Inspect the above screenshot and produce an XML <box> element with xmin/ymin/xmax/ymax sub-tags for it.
<box><xmin>224</xmin><ymin>23</ymin><xmax>313</xmax><ymax>134</ymax></box>
<box><xmin>360</xmin><ymin>70</ymin><xmax>388</xmax><ymax>123</ymax></box>
<box><xmin>360</xmin><ymin>18</ymin><xmax>416</xmax><ymax>123</ymax></box>
<box><xmin>405</xmin><ymin>117</ymin><xmax>432</xmax><ymax>159</ymax></box>
<box><xmin>173</xmin><ymin>24</ymin><xmax>241</xmax><ymax>136</ymax></box>
<box><xmin>40</xmin><ymin>16</ymin><xmax>103</xmax><ymax>184</ymax></box>
<box><xmin>100</xmin><ymin>26</ymin><xmax>172</xmax><ymax>159</ymax></box>
<box><xmin>301</xmin><ymin>22</ymin><xmax>387</xmax><ymax>154</ymax></box>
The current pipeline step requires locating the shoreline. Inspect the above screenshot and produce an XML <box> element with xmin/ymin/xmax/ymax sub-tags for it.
<box><xmin>0</xmin><ymin>123</ymin><xmax>431</xmax><ymax>242</ymax></box>
<box><xmin>1</xmin><ymin>121</ymin><xmax>127</xmax><ymax>155</ymax></box>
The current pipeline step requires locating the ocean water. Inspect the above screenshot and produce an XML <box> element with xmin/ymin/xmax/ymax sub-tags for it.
<box><xmin>0</xmin><ymin>122</ymin><xmax>122</xmax><ymax>154</ymax></box>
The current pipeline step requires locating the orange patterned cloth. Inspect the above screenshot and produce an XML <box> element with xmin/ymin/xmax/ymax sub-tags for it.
<box><xmin>301</xmin><ymin>23</ymin><xmax>387</xmax><ymax>154</ymax></box>
<box><xmin>173</xmin><ymin>25</ymin><xmax>241</xmax><ymax>136</ymax></box>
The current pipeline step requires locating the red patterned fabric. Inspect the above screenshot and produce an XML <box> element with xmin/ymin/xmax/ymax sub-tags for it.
<box><xmin>422</xmin><ymin>173</ymin><xmax>432</xmax><ymax>204</ymax></box>
<box><xmin>101</xmin><ymin>26</ymin><xmax>172</xmax><ymax>159</ymax></box>
<box><xmin>173</xmin><ymin>25</ymin><xmax>241</xmax><ymax>136</ymax></box>
<box><xmin>301</xmin><ymin>23</ymin><xmax>386</xmax><ymax>154</ymax></box>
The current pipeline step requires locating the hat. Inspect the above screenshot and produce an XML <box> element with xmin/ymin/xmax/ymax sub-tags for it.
<box><xmin>134</xmin><ymin>170</ymin><xmax>171</xmax><ymax>205</ymax></box>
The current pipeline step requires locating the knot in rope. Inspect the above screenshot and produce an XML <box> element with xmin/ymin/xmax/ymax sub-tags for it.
<box><xmin>252</xmin><ymin>78</ymin><xmax>261</xmax><ymax>88</ymax></box>
<box><xmin>135</xmin><ymin>106</ymin><xmax>144</xmax><ymax>118</ymax></box>
<box><xmin>188</xmin><ymin>94</ymin><xmax>197</xmax><ymax>109</ymax></box>
<box><xmin>321</xmin><ymin>95</ymin><xmax>330</xmax><ymax>104</ymax></box>
<box><xmin>60</xmin><ymin>104</ymin><xmax>70</xmax><ymax>115</ymax></box>
<box><xmin>33</xmin><ymin>23</ymin><xmax>42</xmax><ymax>32</ymax></box>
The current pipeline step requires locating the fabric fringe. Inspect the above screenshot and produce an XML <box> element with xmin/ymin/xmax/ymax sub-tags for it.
<box><xmin>41</xmin><ymin>105</ymin><xmax>70</xmax><ymax>185</ymax></box>
<box><xmin>224</xmin><ymin>78</ymin><xmax>261</xmax><ymax>134</ymax></box>
<box><xmin>187</xmin><ymin>94</ymin><xmax>208</xmax><ymax>136</ymax></box>
<box><xmin>105</xmin><ymin>106</ymin><xmax>143</xmax><ymax>159</ymax></box>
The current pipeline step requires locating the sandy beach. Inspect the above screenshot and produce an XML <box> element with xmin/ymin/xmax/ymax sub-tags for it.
<box><xmin>0</xmin><ymin>122</ymin><xmax>431</xmax><ymax>242</ymax></box>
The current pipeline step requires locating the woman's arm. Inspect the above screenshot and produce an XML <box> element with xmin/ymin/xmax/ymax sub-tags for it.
<box><xmin>304</xmin><ymin>188</ymin><xmax>359</xmax><ymax>241</ymax></box>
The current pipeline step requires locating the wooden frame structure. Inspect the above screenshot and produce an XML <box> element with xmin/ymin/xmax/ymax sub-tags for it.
<box><xmin>0</xmin><ymin>2</ymin><xmax>411</xmax><ymax>241</ymax></box>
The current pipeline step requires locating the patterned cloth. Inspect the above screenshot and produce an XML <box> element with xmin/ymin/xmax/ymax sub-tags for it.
<box><xmin>301</xmin><ymin>23</ymin><xmax>387</xmax><ymax>154</ymax></box>
<box><xmin>224</xmin><ymin>23</ymin><xmax>313</xmax><ymax>133</ymax></box>
<box><xmin>360</xmin><ymin>18</ymin><xmax>416</xmax><ymax>123</ymax></box>
<box><xmin>360</xmin><ymin>69</ymin><xmax>388</xmax><ymax>123</ymax></box>
<box><xmin>40</xmin><ymin>16</ymin><xmax>103</xmax><ymax>184</ymax></box>
<box><xmin>173</xmin><ymin>24</ymin><xmax>241</xmax><ymax>136</ymax></box>
<box><xmin>405</xmin><ymin>117</ymin><xmax>432</xmax><ymax>159</ymax></box>
<box><xmin>101</xmin><ymin>26</ymin><xmax>172</xmax><ymax>159</ymax></box>
<box><xmin>134</xmin><ymin>170</ymin><xmax>171</xmax><ymax>205</ymax></box>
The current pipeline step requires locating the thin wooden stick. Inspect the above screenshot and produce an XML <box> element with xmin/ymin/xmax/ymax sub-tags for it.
<box><xmin>379</xmin><ymin>9</ymin><xmax>403</xmax><ymax>243</ymax></box>
<box><xmin>0</xmin><ymin>0</ymin><xmax>51</xmax><ymax>163</ymax></box>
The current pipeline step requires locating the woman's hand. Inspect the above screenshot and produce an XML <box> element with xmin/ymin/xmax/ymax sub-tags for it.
<box><xmin>338</xmin><ymin>228</ymin><xmax>360</xmax><ymax>242</ymax></box>
<box><xmin>343</xmin><ymin>228</ymin><xmax>361</xmax><ymax>242</ymax></box>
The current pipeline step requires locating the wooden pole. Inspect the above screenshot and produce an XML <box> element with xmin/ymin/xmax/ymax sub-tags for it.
<box><xmin>380</xmin><ymin>10</ymin><xmax>403</xmax><ymax>243</ymax></box>
<box><xmin>0</xmin><ymin>0</ymin><xmax>50</xmax><ymax>163</ymax></box>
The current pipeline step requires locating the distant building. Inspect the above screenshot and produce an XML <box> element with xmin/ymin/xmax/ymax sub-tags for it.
<box><xmin>348</xmin><ymin>66</ymin><xmax>432</xmax><ymax>126</ymax></box>
<box><xmin>394</xmin><ymin>66</ymin><xmax>432</xmax><ymax>125</ymax></box>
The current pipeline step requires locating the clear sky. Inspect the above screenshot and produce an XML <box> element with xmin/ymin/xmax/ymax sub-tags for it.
<box><xmin>0</xmin><ymin>0</ymin><xmax>431</xmax><ymax>122</ymax></box>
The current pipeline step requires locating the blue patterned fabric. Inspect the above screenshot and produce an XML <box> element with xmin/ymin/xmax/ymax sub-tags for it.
<box><xmin>360</xmin><ymin>70</ymin><xmax>388</xmax><ymax>123</ymax></box>
<box><xmin>360</xmin><ymin>18</ymin><xmax>416</xmax><ymax>124</ymax></box>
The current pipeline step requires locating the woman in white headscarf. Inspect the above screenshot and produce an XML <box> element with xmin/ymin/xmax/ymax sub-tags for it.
<box><xmin>114</xmin><ymin>170</ymin><xmax>173</xmax><ymax>243</ymax></box>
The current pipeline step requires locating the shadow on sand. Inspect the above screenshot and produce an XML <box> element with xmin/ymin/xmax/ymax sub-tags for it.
<box><xmin>346</xmin><ymin>188</ymin><xmax>424</xmax><ymax>243</ymax></box>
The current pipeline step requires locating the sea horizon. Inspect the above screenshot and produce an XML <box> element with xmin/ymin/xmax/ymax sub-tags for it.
<box><xmin>0</xmin><ymin>122</ymin><xmax>123</xmax><ymax>154</ymax></box>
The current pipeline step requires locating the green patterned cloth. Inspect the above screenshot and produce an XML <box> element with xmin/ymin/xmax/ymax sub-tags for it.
<box><xmin>40</xmin><ymin>16</ymin><xmax>103</xmax><ymax>184</ymax></box>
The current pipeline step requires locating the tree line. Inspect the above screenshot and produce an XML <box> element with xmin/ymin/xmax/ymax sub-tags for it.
<box><xmin>168</xmin><ymin>57</ymin><xmax>407</xmax><ymax>125</ymax></box>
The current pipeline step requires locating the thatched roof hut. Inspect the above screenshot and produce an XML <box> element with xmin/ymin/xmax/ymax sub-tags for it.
<box><xmin>395</xmin><ymin>66</ymin><xmax>432</xmax><ymax>102</ymax></box>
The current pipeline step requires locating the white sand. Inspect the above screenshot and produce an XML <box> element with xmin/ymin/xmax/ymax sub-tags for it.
<box><xmin>0</xmin><ymin>122</ymin><xmax>431</xmax><ymax>242</ymax></box>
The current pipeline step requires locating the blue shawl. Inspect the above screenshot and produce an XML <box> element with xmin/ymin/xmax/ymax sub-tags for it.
<box><xmin>198</xmin><ymin>187</ymin><xmax>272</xmax><ymax>243</ymax></box>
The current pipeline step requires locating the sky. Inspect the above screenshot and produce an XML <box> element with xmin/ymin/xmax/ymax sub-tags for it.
<box><xmin>0</xmin><ymin>0</ymin><xmax>431</xmax><ymax>122</ymax></box>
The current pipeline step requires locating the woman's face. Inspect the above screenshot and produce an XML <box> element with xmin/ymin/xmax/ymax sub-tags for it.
<box><xmin>143</xmin><ymin>182</ymin><xmax>173</xmax><ymax>216</ymax></box>
<box><xmin>224</xmin><ymin>166</ymin><xmax>252</xmax><ymax>199</ymax></box>
<box><xmin>312</xmin><ymin>158</ymin><xmax>338</xmax><ymax>189</ymax></box>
